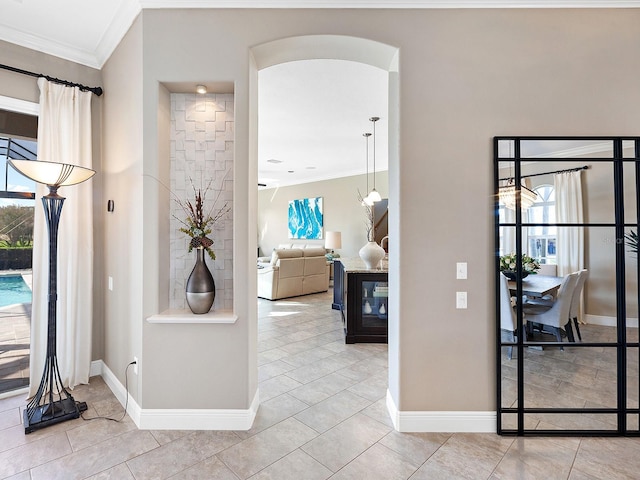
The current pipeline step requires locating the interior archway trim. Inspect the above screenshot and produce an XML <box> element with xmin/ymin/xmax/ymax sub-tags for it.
<box><xmin>251</xmin><ymin>34</ymin><xmax>399</xmax><ymax>72</ymax></box>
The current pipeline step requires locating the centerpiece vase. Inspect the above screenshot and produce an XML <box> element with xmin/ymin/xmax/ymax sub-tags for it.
<box><xmin>186</xmin><ymin>247</ymin><xmax>216</xmax><ymax>314</ymax></box>
<box><xmin>359</xmin><ymin>241</ymin><xmax>386</xmax><ymax>270</ymax></box>
<box><xmin>502</xmin><ymin>271</ymin><xmax>529</xmax><ymax>281</ymax></box>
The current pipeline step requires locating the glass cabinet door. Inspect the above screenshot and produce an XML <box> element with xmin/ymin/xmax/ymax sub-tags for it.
<box><xmin>362</xmin><ymin>280</ymin><xmax>388</xmax><ymax>328</ymax></box>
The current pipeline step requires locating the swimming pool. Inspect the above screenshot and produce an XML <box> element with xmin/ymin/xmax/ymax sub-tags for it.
<box><xmin>0</xmin><ymin>275</ymin><xmax>32</xmax><ymax>307</ymax></box>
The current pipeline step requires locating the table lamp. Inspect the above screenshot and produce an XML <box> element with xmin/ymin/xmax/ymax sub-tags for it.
<box><xmin>8</xmin><ymin>159</ymin><xmax>95</xmax><ymax>433</ymax></box>
<box><xmin>325</xmin><ymin>231</ymin><xmax>342</xmax><ymax>260</ymax></box>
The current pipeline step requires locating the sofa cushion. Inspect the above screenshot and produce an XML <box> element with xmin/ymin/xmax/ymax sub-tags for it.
<box><xmin>270</xmin><ymin>248</ymin><xmax>303</xmax><ymax>265</ymax></box>
<box><xmin>302</xmin><ymin>247</ymin><xmax>327</xmax><ymax>257</ymax></box>
<box><xmin>301</xmin><ymin>247</ymin><xmax>329</xmax><ymax>276</ymax></box>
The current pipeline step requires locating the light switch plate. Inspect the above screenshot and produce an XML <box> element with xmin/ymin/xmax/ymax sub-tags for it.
<box><xmin>456</xmin><ymin>262</ymin><xmax>467</xmax><ymax>279</ymax></box>
<box><xmin>456</xmin><ymin>291</ymin><xmax>467</xmax><ymax>309</ymax></box>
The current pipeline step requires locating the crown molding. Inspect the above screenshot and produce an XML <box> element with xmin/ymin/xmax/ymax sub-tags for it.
<box><xmin>535</xmin><ymin>141</ymin><xmax>614</xmax><ymax>158</ymax></box>
<box><xmin>0</xmin><ymin>24</ymin><xmax>100</xmax><ymax>69</ymax></box>
<box><xmin>95</xmin><ymin>0</ymin><xmax>142</xmax><ymax>68</ymax></box>
<box><xmin>3</xmin><ymin>0</ymin><xmax>640</xmax><ymax>69</ymax></box>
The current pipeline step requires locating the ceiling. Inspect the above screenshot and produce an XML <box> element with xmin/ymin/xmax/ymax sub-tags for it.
<box><xmin>258</xmin><ymin>59</ymin><xmax>388</xmax><ymax>189</ymax></box>
<box><xmin>1</xmin><ymin>0</ymin><xmax>637</xmax><ymax>188</ymax></box>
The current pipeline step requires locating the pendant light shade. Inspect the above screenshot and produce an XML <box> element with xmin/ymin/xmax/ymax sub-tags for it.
<box><xmin>367</xmin><ymin>116</ymin><xmax>381</xmax><ymax>203</ymax></box>
<box><xmin>362</xmin><ymin>132</ymin><xmax>374</xmax><ymax>206</ymax></box>
<box><xmin>367</xmin><ymin>189</ymin><xmax>382</xmax><ymax>203</ymax></box>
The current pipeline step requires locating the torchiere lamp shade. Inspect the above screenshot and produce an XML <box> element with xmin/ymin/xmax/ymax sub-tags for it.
<box><xmin>8</xmin><ymin>159</ymin><xmax>95</xmax><ymax>187</ymax></box>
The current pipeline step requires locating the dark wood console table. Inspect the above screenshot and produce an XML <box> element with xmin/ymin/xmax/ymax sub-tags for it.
<box><xmin>334</xmin><ymin>258</ymin><xmax>388</xmax><ymax>344</ymax></box>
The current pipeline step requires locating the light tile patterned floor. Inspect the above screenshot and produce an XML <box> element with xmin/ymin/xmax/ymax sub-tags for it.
<box><xmin>1</xmin><ymin>290</ymin><xmax>640</xmax><ymax>479</ymax></box>
<box><xmin>0</xmin><ymin>303</ymin><xmax>30</xmax><ymax>394</ymax></box>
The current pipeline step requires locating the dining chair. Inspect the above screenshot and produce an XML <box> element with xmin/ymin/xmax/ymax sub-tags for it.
<box><xmin>568</xmin><ymin>269</ymin><xmax>589</xmax><ymax>341</ymax></box>
<box><xmin>500</xmin><ymin>272</ymin><xmax>519</xmax><ymax>360</ymax></box>
<box><xmin>523</xmin><ymin>272</ymin><xmax>579</xmax><ymax>350</ymax></box>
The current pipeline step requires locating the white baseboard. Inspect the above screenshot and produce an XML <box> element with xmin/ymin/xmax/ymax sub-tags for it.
<box><xmin>91</xmin><ymin>359</ymin><xmax>259</xmax><ymax>431</ymax></box>
<box><xmin>585</xmin><ymin>314</ymin><xmax>638</xmax><ymax>328</ymax></box>
<box><xmin>138</xmin><ymin>390</ymin><xmax>259</xmax><ymax>430</ymax></box>
<box><xmin>91</xmin><ymin>360</ymin><xmax>141</xmax><ymax>425</ymax></box>
<box><xmin>386</xmin><ymin>390</ymin><xmax>495</xmax><ymax>433</ymax></box>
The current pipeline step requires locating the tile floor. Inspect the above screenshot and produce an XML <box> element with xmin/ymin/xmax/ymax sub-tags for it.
<box><xmin>0</xmin><ymin>302</ymin><xmax>30</xmax><ymax>394</ymax></box>
<box><xmin>1</xmin><ymin>291</ymin><xmax>640</xmax><ymax>479</ymax></box>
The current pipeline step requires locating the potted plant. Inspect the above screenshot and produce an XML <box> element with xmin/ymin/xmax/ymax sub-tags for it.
<box><xmin>499</xmin><ymin>252</ymin><xmax>540</xmax><ymax>280</ymax></box>
<box><xmin>174</xmin><ymin>178</ymin><xmax>231</xmax><ymax>313</ymax></box>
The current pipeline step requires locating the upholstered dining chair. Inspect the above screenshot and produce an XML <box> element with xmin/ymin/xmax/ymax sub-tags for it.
<box><xmin>500</xmin><ymin>272</ymin><xmax>519</xmax><ymax>360</ymax></box>
<box><xmin>568</xmin><ymin>269</ymin><xmax>589</xmax><ymax>341</ymax></box>
<box><xmin>523</xmin><ymin>272</ymin><xmax>579</xmax><ymax>350</ymax></box>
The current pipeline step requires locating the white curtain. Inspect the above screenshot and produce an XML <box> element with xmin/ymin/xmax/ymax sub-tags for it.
<box><xmin>29</xmin><ymin>78</ymin><xmax>94</xmax><ymax>396</ymax></box>
<box><xmin>501</xmin><ymin>180</ymin><xmax>530</xmax><ymax>256</ymax></box>
<box><xmin>555</xmin><ymin>171</ymin><xmax>584</xmax><ymax>278</ymax></box>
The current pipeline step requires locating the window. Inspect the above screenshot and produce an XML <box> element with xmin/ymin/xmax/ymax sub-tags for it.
<box><xmin>1</xmin><ymin>136</ymin><xmax>37</xmax><ymax>201</ymax></box>
<box><xmin>527</xmin><ymin>184</ymin><xmax>556</xmax><ymax>264</ymax></box>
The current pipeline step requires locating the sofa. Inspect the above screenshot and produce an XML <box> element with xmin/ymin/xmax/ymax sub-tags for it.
<box><xmin>257</xmin><ymin>247</ymin><xmax>330</xmax><ymax>300</ymax></box>
<box><xmin>257</xmin><ymin>242</ymin><xmax>323</xmax><ymax>263</ymax></box>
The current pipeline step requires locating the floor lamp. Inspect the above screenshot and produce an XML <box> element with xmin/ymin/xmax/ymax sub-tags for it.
<box><xmin>8</xmin><ymin>159</ymin><xmax>95</xmax><ymax>434</ymax></box>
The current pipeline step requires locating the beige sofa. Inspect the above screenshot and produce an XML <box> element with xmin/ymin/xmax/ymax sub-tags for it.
<box><xmin>257</xmin><ymin>247</ymin><xmax>330</xmax><ymax>300</ymax></box>
<box><xmin>257</xmin><ymin>243</ymin><xmax>323</xmax><ymax>263</ymax></box>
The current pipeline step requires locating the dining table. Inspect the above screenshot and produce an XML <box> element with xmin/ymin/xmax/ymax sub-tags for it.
<box><xmin>507</xmin><ymin>274</ymin><xmax>563</xmax><ymax>298</ymax></box>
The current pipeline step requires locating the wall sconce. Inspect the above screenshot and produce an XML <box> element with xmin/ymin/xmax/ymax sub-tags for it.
<box><xmin>196</xmin><ymin>85</ymin><xmax>207</xmax><ymax>94</ymax></box>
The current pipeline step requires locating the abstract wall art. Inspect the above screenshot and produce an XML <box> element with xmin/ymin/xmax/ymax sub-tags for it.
<box><xmin>288</xmin><ymin>197</ymin><xmax>323</xmax><ymax>239</ymax></box>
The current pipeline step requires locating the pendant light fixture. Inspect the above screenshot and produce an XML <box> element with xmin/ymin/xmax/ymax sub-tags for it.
<box><xmin>362</xmin><ymin>132</ymin><xmax>373</xmax><ymax>206</ymax></box>
<box><xmin>498</xmin><ymin>143</ymin><xmax>537</xmax><ymax>210</ymax></box>
<box><xmin>367</xmin><ymin>116</ymin><xmax>382</xmax><ymax>203</ymax></box>
<box><xmin>499</xmin><ymin>181</ymin><xmax>537</xmax><ymax>210</ymax></box>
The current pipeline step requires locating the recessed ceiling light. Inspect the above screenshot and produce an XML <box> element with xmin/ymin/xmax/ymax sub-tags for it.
<box><xmin>267</xmin><ymin>159</ymin><xmax>282</xmax><ymax>164</ymax></box>
<box><xmin>306</xmin><ymin>166</ymin><xmax>316</xmax><ymax>170</ymax></box>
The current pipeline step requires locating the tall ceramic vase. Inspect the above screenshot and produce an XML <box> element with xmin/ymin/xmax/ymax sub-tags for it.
<box><xmin>186</xmin><ymin>247</ymin><xmax>216</xmax><ymax>314</ymax></box>
<box><xmin>359</xmin><ymin>241</ymin><xmax>386</xmax><ymax>270</ymax></box>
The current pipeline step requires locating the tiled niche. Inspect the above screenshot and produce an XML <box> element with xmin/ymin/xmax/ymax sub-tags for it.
<box><xmin>169</xmin><ymin>93</ymin><xmax>234</xmax><ymax>311</ymax></box>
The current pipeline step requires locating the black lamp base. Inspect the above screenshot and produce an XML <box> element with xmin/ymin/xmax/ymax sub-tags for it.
<box><xmin>23</xmin><ymin>397</ymin><xmax>88</xmax><ymax>434</ymax></box>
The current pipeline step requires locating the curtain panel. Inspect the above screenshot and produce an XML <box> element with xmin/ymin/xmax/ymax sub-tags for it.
<box><xmin>29</xmin><ymin>78</ymin><xmax>94</xmax><ymax>396</ymax></box>
<box><xmin>555</xmin><ymin>170</ymin><xmax>585</xmax><ymax>323</ymax></box>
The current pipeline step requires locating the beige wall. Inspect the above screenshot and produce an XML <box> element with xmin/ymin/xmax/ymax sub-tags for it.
<box><xmin>101</xmin><ymin>16</ymin><xmax>144</xmax><ymax>400</ymax></box>
<box><xmin>5</xmin><ymin>7</ymin><xmax>640</xmax><ymax>418</ymax></box>
<box><xmin>101</xmin><ymin>8</ymin><xmax>640</xmax><ymax>414</ymax></box>
<box><xmin>258</xmin><ymin>171</ymin><xmax>389</xmax><ymax>259</ymax></box>
<box><xmin>125</xmin><ymin>8</ymin><xmax>639</xmax><ymax>415</ymax></box>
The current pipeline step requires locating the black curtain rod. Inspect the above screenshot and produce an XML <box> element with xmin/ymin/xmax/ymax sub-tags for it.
<box><xmin>500</xmin><ymin>165</ymin><xmax>589</xmax><ymax>182</ymax></box>
<box><xmin>0</xmin><ymin>63</ymin><xmax>103</xmax><ymax>96</ymax></box>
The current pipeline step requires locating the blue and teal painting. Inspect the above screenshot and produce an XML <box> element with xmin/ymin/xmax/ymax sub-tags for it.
<box><xmin>288</xmin><ymin>197</ymin><xmax>323</xmax><ymax>239</ymax></box>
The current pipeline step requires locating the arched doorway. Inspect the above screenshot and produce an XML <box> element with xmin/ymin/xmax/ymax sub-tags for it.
<box><xmin>249</xmin><ymin>35</ymin><xmax>401</xmax><ymax>420</ymax></box>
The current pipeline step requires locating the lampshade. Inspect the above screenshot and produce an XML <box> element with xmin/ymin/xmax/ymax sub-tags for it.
<box><xmin>366</xmin><ymin>189</ymin><xmax>382</xmax><ymax>203</ymax></box>
<box><xmin>8</xmin><ymin>159</ymin><xmax>95</xmax><ymax>187</ymax></box>
<box><xmin>499</xmin><ymin>183</ymin><xmax>537</xmax><ymax>210</ymax></box>
<box><xmin>368</xmin><ymin>116</ymin><xmax>381</xmax><ymax>203</ymax></box>
<box><xmin>325</xmin><ymin>231</ymin><xmax>342</xmax><ymax>250</ymax></box>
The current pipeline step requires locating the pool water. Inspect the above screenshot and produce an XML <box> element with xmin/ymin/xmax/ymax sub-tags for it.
<box><xmin>0</xmin><ymin>275</ymin><xmax>32</xmax><ymax>307</ymax></box>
